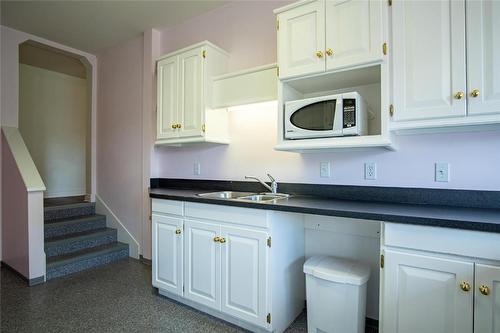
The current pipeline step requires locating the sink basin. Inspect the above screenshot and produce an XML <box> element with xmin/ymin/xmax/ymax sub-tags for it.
<box><xmin>237</xmin><ymin>193</ymin><xmax>290</xmax><ymax>202</ymax></box>
<box><xmin>197</xmin><ymin>191</ymin><xmax>255</xmax><ymax>200</ymax></box>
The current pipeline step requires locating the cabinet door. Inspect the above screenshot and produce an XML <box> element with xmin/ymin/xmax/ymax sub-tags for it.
<box><xmin>382</xmin><ymin>249</ymin><xmax>473</xmax><ymax>333</ymax></box>
<box><xmin>220</xmin><ymin>225</ymin><xmax>268</xmax><ymax>327</ymax></box>
<box><xmin>392</xmin><ymin>0</ymin><xmax>466</xmax><ymax>121</ymax></box>
<box><xmin>466</xmin><ymin>0</ymin><xmax>500</xmax><ymax>116</ymax></box>
<box><xmin>178</xmin><ymin>47</ymin><xmax>204</xmax><ymax>138</ymax></box>
<box><xmin>325</xmin><ymin>0</ymin><xmax>383</xmax><ymax>71</ymax></box>
<box><xmin>277</xmin><ymin>0</ymin><xmax>325</xmax><ymax>79</ymax></box>
<box><xmin>184</xmin><ymin>219</ymin><xmax>220</xmax><ymax>310</ymax></box>
<box><xmin>152</xmin><ymin>214</ymin><xmax>183</xmax><ymax>296</ymax></box>
<box><xmin>157</xmin><ymin>56</ymin><xmax>178</xmax><ymax>139</ymax></box>
<box><xmin>474</xmin><ymin>263</ymin><xmax>500</xmax><ymax>333</ymax></box>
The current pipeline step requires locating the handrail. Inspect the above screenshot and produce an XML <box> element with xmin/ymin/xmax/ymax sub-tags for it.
<box><xmin>2</xmin><ymin>126</ymin><xmax>46</xmax><ymax>192</ymax></box>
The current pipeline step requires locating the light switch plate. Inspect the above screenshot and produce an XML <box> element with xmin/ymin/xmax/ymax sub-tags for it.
<box><xmin>435</xmin><ymin>162</ymin><xmax>450</xmax><ymax>182</ymax></box>
<box><xmin>320</xmin><ymin>162</ymin><xmax>331</xmax><ymax>178</ymax></box>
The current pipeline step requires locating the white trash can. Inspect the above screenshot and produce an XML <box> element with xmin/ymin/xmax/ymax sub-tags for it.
<box><xmin>303</xmin><ymin>256</ymin><xmax>370</xmax><ymax>333</ymax></box>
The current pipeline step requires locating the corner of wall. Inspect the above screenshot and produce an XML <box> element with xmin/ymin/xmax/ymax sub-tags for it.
<box><xmin>95</xmin><ymin>194</ymin><xmax>140</xmax><ymax>259</ymax></box>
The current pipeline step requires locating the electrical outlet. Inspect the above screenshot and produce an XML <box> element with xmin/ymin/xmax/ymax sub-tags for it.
<box><xmin>364</xmin><ymin>162</ymin><xmax>377</xmax><ymax>180</ymax></box>
<box><xmin>320</xmin><ymin>162</ymin><xmax>331</xmax><ymax>178</ymax></box>
<box><xmin>435</xmin><ymin>162</ymin><xmax>450</xmax><ymax>182</ymax></box>
<box><xmin>193</xmin><ymin>162</ymin><xmax>201</xmax><ymax>176</ymax></box>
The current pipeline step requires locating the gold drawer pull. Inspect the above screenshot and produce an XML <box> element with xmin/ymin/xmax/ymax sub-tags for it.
<box><xmin>479</xmin><ymin>285</ymin><xmax>490</xmax><ymax>296</ymax></box>
<box><xmin>470</xmin><ymin>89</ymin><xmax>480</xmax><ymax>98</ymax></box>
<box><xmin>326</xmin><ymin>48</ymin><xmax>333</xmax><ymax>56</ymax></box>
<box><xmin>219</xmin><ymin>237</ymin><xmax>226</xmax><ymax>244</ymax></box>
<box><xmin>213</xmin><ymin>236</ymin><xmax>221</xmax><ymax>243</ymax></box>
<box><xmin>460</xmin><ymin>281</ymin><xmax>471</xmax><ymax>292</ymax></box>
<box><xmin>175</xmin><ymin>229</ymin><xmax>181</xmax><ymax>235</ymax></box>
<box><xmin>315</xmin><ymin>51</ymin><xmax>323</xmax><ymax>58</ymax></box>
<box><xmin>454</xmin><ymin>91</ymin><xmax>465</xmax><ymax>100</ymax></box>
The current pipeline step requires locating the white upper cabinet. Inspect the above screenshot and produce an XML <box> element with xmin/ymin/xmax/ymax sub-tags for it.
<box><xmin>325</xmin><ymin>0</ymin><xmax>383</xmax><ymax>71</ymax></box>
<box><xmin>156</xmin><ymin>41</ymin><xmax>229</xmax><ymax>145</ymax></box>
<box><xmin>276</xmin><ymin>0</ymin><xmax>385</xmax><ymax>80</ymax></box>
<box><xmin>152</xmin><ymin>214</ymin><xmax>183</xmax><ymax>296</ymax></box>
<box><xmin>392</xmin><ymin>0</ymin><xmax>467</xmax><ymax>122</ymax></box>
<box><xmin>466</xmin><ymin>0</ymin><xmax>500</xmax><ymax>116</ymax></box>
<box><xmin>474</xmin><ymin>263</ymin><xmax>500</xmax><ymax>333</ymax></box>
<box><xmin>157</xmin><ymin>56</ymin><xmax>178</xmax><ymax>139</ymax></box>
<box><xmin>382</xmin><ymin>249</ymin><xmax>474</xmax><ymax>333</ymax></box>
<box><xmin>277</xmin><ymin>0</ymin><xmax>325</xmax><ymax>79</ymax></box>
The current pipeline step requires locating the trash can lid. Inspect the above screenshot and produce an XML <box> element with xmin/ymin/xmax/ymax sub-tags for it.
<box><xmin>303</xmin><ymin>256</ymin><xmax>370</xmax><ymax>285</ymax></box>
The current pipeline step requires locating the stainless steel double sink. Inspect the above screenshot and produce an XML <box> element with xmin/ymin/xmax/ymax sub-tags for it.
<box><xmin>197</xmin><ymin>191</ymin><xmax>290</xmax><ymax>203</ymax></box>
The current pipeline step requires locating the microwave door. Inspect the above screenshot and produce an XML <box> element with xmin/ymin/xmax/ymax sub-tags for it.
<box><xmin>287</xmin><ymin>99</ymin><xmax>339</xmax><ymax>139</ymax></box>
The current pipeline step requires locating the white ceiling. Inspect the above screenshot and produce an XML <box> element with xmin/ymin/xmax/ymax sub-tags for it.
<box><xmin>1</xmin><ymin>0</ymin><xmax>228</xmax><ymax>53</ymax></box>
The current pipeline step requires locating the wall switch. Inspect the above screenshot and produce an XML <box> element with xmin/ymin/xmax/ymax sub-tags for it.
<box><xmin>193</xmin><ymin>162</ymin><xmax>201</xmax><ymax>176</ymax></box>
<box><xmin>364</xmin><ymin>162</ymin><xmax>377</xmax><ymax>180</ymax></box>
<box><xmin>435</xmin><ymin>162</ymin><xmax>450</xmax><ymax>182</ymax></box>
<box><xmin>320</xmin><ymin>162</ymin><xmax>331</xmax><ymax>178</ymax></box>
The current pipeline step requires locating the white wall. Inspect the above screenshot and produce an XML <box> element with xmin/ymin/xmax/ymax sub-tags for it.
<box><xmin>19</xmin><ymin>64</ymin><xmax>88</xmax><ymax>198</ymax></box>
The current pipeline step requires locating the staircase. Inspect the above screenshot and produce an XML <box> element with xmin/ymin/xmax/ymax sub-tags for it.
<box><xmin>44</xmin><ymin>202</ymin><xmax>129</xmax><ymax>280</ymax></box>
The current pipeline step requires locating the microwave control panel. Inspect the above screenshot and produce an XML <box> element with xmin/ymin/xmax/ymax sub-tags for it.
<box><xmin>343</xmin><ymin>99</ymin><xmax>356</xmax><ymax>128</ymax></box>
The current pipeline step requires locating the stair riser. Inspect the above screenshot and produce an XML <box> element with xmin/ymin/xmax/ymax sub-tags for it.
<box><xmin>45</xmin><ymin>233</ymin><xmax>117</xmax><ymax>257</ymax></box>
<box><xmin>46</xmin><ymin>248</ymin><xmax>129</xmax><ymax>280</ymax></box>
<box><xmin>45</xmin><ymin>205</ymin><xmax>95</xmax><ymax>222</ymax></box>
<box><xmin>45</xmin><ymin>219</ymin><xmax>106</xmax><ymax>238</ymax></box>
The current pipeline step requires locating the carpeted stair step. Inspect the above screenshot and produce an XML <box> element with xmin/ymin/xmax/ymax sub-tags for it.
<box><xmin>46</xmin><ymin>242</ymin><xmax>129</xmax><ymax>280</ymax></box>
<box><xmin>44</xmin><ymin>214</ymin><xmax>106</xmax><ymax>238</ymax></box>
<box><xmin>45</xmin><ymin>228</ymin><xmax>117</xmax><ymax>257</ymax></box>
<box><xmin>44</xmin><ymin>202</ymin><xmax>95</xmax><ymax>222</ymax></box>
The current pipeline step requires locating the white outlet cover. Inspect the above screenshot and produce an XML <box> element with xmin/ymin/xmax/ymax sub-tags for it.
<box><xmin>435</xmin><ymin>162</ymin><xmax>450</xmax><ymax>182</ymax></box>
<box><xmin>320</xmin><ymin>162</ymin><xmax>331</xmax><ymax>178</ymax></box>
<box><xmin>193</xmin><ymin>162</ymin><xmax>201</xmax><ymax>176</ymax></box>
<box><xmin>364</xmin><ymin>162</ymin><xmax>377</xmax><ymax>180</ymax></box>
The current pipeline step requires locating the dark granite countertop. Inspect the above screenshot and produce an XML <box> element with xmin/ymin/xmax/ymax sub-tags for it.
<box><xmin>149</xmin><ymin>187</ymin><xmax>500</xmax><ymax>233</ymax></box>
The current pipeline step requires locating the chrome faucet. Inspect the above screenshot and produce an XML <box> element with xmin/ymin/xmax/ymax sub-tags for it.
<box><xmin>245</xmin><ymin>174</ymin><xmax>278</xmax><ymax>194</ymax></box>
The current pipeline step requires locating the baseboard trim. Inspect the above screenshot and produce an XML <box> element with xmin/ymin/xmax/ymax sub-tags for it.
<box><xmin>95</xmin><ymin>194</ymin><xmax>140</xmax><ymax>259</ymax></box>
<box><xmin>1</xmin><ymin>261</ymin><xmax>45</xmax><ymax>286</ymax></box>
<box><xmin>139</xmin><ymin>255</ymin><xmax>151</xmax><ymax>266</ymax></box>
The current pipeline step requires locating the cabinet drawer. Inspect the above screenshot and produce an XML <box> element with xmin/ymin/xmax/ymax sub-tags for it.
<box><xmin>384</xmin><ymin>223</ymin><xmax>500</xmax><ymax>261</ymax></box>
<box><xmin>185</xmin><ymin>202</ymin><xmax>268</xmax><ymax>228</ymax></box>
<box><xmin>152</xmin><ymin>199</ymin><xmax>184</xmax><ymax>216</ymax></box>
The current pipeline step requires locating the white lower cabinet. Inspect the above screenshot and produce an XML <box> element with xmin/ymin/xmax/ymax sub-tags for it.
<box><xmin>184</xmin><ymin>219</ymin><xmax>220</xmax><ymax>309</ymax></box>
<box><xmin>474</xmin><ymin>264</ymin><xmax>500</xmax><ymax>333</ymax></box>
<box><xmin>152</xmin><ymin>199</ymin><xmax>305</xmax><ymax>333</ymax></box>
<box><xmin>382</xmin><ymin>223</ymin><xmax>500</xmax><ymax>333</ymax></box>
<box><xmin>152</xmin><ymin>214</ymin><xmax>183</xmax><ymax>296</ymax></box>
<box><xmin>221</xmin><ymin>225</ymin><xmax>268</xmax><ymax>325</ymax></box>
<box><xmin>382</xmin><ymin>249</ymin><xmax>474</xmax><ymax>333</ymax></box>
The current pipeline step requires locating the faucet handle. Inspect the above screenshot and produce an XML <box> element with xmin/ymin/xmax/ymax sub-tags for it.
<box><xmin>267</xmin><ymin>173</ymin><xmax>276</xmax><ymax>182</ymax></box>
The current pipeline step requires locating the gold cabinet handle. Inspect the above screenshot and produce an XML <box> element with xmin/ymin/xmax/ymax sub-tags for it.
<box><xmin>219</xmin><ymin>237</ymin><xmax>226</xmax><ymax>244</ymax></box>
<box><xmin>326</xmin><ymin>48</ymin><xmax>333</xmax><ymax>56</ymax></box>
<box><xmin>479</xmin><ymin>285</ymin><xmax>490</xmax><ymax>296</ymax></box>
<box><xmin>470</xmin><ymin>89</ymin><xmax>480</xmax><ymax>98</ymax></box>
<box><xmin>171</xmin><ymin>124</ymin><xmax>176</xmax><ymax>129</ymax></box>
<box><xmin>175</xmin><ymin>229</ymin><xmax>181</xmax><ymax>235</ymax></box>
<box><xmin>213</xmin><ymin>236</ymin><xmax>221</xmax><ymax>243</ymax></box>
<box><xmin>177</xmin><ymin>123</ymin><xmax>182</xmax><ymax>129</ymax></box>
<box><xmin>454</xmin><ymin>91</ymin><xmax>465</xmax><ymax>100</ymax></box>
<box><xmin>460</xmin><ymin>281</ymin><xmax>471</xmax><ymax>292</ymax></box>
<box><xmin>315</xmin><ymin>51</ymin><xmax>323</xmax><ymax>58</ymax></box>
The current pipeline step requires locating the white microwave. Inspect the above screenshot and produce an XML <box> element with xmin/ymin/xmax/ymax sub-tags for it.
<box><xmin>284</xmin><ymin>92</ymin><xmax>368</xmax><ymax>140</ymax></box>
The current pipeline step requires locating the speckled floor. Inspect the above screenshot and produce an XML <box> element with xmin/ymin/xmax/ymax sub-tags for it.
<box><xmin>1</xmin><ymin>259</ymin><xmax>377</xmax><ymax>333</ymax></box>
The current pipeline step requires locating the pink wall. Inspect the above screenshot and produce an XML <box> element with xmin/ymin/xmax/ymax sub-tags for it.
<box><xmin>160</xmin><ymin>1</ymin><xmax>291</xmax><ymax>72</ymax></box>
<box><xmin>97</xmin><ymin>36</ymin><xmax>144</xmax><ymax>244</ymax></box>
<box><xmin>153</xmin><ymin>2</ymin><xmax>500</xmax><ymax>191</ymax></box>
<box><xmin>2</xmin><ymin>134</ymin><xmax>29</xmax><ymax>277</ymax></box>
